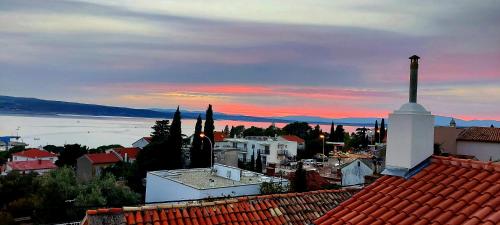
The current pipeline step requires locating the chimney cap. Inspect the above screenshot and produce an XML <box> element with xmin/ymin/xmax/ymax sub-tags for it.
<box><xmin>409</xmin><ymin>55</ymin><xmax>420</xmax><ymax>60</ymax></box>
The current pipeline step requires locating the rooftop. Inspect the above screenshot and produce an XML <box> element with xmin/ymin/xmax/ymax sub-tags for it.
<box><xmin>7</xmin><ymin>160</ymin><xmax>57</xmax><ymax>171</ymax></box>
<box><xmin>83</xmin><ymin>189</ymin><xmax>358</xmax><ymax>225</ymax></box>
<box><xmin>12</xmin><ymin>148</ymin><xmax>57</xmax><ymax>158</ymax></box>
<box><xmin>149</xmin><ymin>165</ymin><xmax>287</xmax><ymax>190</ymax></box>
<box><xmin>457</xmin><ymin>126</ymin><xmax>500</xmax><ymax>143</ymax></box>
<box><xmin>86</xmin><ymin>153</ymin><xmax>121</xmax><ymax>165</ymax></box>
<box><xmin>280</xmin><ymin>135</ymin><xmax>305</xmax><ymax>144</ymax></box>
<box><xmin>113</xmin><ymin>147</ymin><xmax>139</xmax><ymax>159</ymax></box>
<box><xmin>315</xmin><ymin>155</ymin><xmax>500</xmax><ymax>225</ymax></box>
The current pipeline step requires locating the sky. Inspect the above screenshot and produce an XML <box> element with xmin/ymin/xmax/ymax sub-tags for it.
<box><xmin>0</xmin><ymin>0</ymin><xmax>499</xmax><ymax>120</ymax></box>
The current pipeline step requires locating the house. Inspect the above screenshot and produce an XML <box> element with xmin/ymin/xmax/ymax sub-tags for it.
<box><xmin>77</xmin><ymin>153</ymin><xmax>120</xmax><ymax>182</ymax></box>
<box><xmin>2</xmin><ymin>159</ymin><xmax>57</xmax><ymax>175</ymax></box>
<box><xmin>82</xmin><ymin>189</ymin><xmax>358</xmax><ymax>225</ymax></box>
<box><xmin>225</xmin><ymin>136</ymin><xmax>298</xmax><ymax>166</ymax></box>
<box><xmin>339</xmin><ymin>158</ymin><xmax>374</xmax><ymax>186</ymax></box>
<box><xmin>456</xmin><ymin>127</ymin><xmax>500</xmax><ymax>161</ymax></box>
<box><xmin>11</xmin><ymin>148</ymin><xmax>58</xmax><ymax>163</ymax></box>
<box><xmin>434</xmin><ymin>125</ymin><xmax>464</xmax><ymax>154</ymax></box>
<box><xmin>132</xmin><ymin>137</ymin><xmax>152</xmax><ymax>149</ymax></box>
<box><xmin>106</xmin><ymin>147</ymin><xmax>139</xmax><ymax>163</ymax></box>
<box><xmin>145</xmin><ymin>163</ymin><xmax>289</xmax><ymax>203</ymax></box>
<box><xmin>315</xmin><ymin>56</ymin><xmax>500</xmax><ymax>225</ymax></box>
<box><xmin>278</xmin><ymin>135</ymin><xmax>306</xmax><ymax>150</ymax></box>
<box><xmin>0</xmin><ymin>136</ymin><xmax>27</xmax><ymax>151</ymax></box>
<box><xmin>213</xmin><ymin>147</ymin><xmax>239</xmax><ymax>167</ymax></box>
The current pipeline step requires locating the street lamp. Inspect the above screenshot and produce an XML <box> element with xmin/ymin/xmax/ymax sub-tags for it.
<box><xmin>200</xmin><ymin>132</ymin><xmax>213</xmax><ymax>168</ymax></box>
<box><xmin>319</xmin><ymin>134</ymin><xmax>325</xmax><ymax>162</ymax></box>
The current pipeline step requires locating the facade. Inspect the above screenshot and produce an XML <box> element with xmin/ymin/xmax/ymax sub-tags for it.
<box><xmin>434</xmin><ymin>126</ymin><xmax>464</xmax><ymax>154</ymax></box>
<box><xmin>145</xmin><ymin>164</ymin><xmax>288</xmax><ymax>203</ymax></box>
<box><xmin>3</xmin><ymin>159</ymin><xmax>57</xmax><ymax>175</ymax></box>
<box><xmin>278</xmin><ymin>135</ymin><xmax>306</xmax><ymax>150</ymax></box>
<box><xmin>225</xmin><ymin>136</ymin><xmax>298</xmax><ymax>166</ymax></box>
<box><xmin>213</xmin><ymin>147</ymin><xmax>239</xmax><ymax>167</ymax></box>
<box><xmin>83</xmin><ymin>189</ymin><xmax>358</xmax><ymax>225</ymax></box>
<box><xmin>11</xmin><ymin>148</ymin><xmax>58</xmax><ymax>163</ymax></box>
<box><xmin>340</xmin><ymin>159</ymin><xmax>374</xmax><ymax>186</ymax></box>
<box><xmin>77</xmin><ymin>153</ymin><xmax>120</xmax><ymax>182</ymax></box>
<box><xmin>456</xmin><ymin>127</ymin><xmax>500</xmax><ymax>161</ymax></box>
<box><xmin>132</xmin><ymin>137</ymin><xmax>152</xmax><ymax>149</ymax></box>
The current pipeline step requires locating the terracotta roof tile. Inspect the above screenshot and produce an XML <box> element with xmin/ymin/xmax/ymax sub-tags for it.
<box><xmin>86</xmin><ymin>153</ymin><xmax>121</xmax><ymax>164</ymax></box>
<box><xmin>7</xmin><ymin>159</ymin><xmax>57</xmax><ymax>171</ymax></box>
<box><xmin>315</xmin><ymin>156</ymin><xmax>500</xmax><ymax>225</ymax></box>
<box><xmin>279</xmin><ymin>135</ymin><xmax>305</xmax><ymax>144</ymax></box>
<box><xmin>457</xmin><ymin>127</ymin><xmax>500</xmax><ymax>143</ymax></box>
<box><xmin>12</xmin><ymin>148</ymin><xmax>57</xmax><ymax>158</ymax></box>
<box><xmin>84</xmin><ymin>189</ymin><xmax>357</xmax><ymax>225</ymax></box>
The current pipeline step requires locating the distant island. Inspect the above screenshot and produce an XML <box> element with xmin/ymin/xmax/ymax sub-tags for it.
<box><xmin>0</xmin><ymin>95</ymin><xmax>498</xmax><ymax>127</ymax></box>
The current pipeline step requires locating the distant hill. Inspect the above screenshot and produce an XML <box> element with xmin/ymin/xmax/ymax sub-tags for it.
<box><xmin>0</xmin><ymin>95</ymin><xmax>498</xmax><ymax>128</ymax></box>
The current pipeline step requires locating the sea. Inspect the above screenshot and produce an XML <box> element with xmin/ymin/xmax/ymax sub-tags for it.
<box><xmin>0</xmin><ymin>115</ymin><xmax>357</xmax><ymax>148</ymax></box>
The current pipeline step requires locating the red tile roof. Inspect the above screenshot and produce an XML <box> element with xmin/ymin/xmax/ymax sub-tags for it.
<box><xmin>315</xmin><ymin>156</ymin><xmax>500</xmax><ymax>225</ymax></box>
<box><xmin>214</xmin><ymin>132</ymin><xmax>227</xmax><ymax>142</ymax></box>
<box><xmin>83</xmin><ymin>189</ymin><xmax>357</xmax><ymax>225</ymax></box>
<box><xmin>7</xmin><ymin>160</ymin><xmax>57</xmax><ymax>171</ymax></box>
<box><xmin>280</xmin><ymin>135</ymin><xmax>305</xmax><ymax>144</ymax></box>
<box><xmin>457</xmin><ymin>127</ymin><xmax>500</xmax><ymax>143</ymax></box>
<box><xmin>113</xmin><ymin>147</ymin><xmax>139</xmax><ymax>160</ymax></box>
<box><xmin>86</xmin><ymin>153</ymin><xmax>120</xmax><ymax>165</ymax></box>
<box><xmin>12</xmin><ymin>148</ymin><xmax>57</xmax><ymax>158</ymax></box>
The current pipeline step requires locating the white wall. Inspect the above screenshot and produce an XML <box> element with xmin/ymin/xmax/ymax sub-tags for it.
<box><xmin>341</xmin><ymin>160</ymin><xmax>373</xmax><ymax>186</ymax></box>
<box><xmin>457</xmin><ymin>141</ymin><xmax>500</xmax><ymax>161</ymax></box>
<box><xmin>12</xmin><ymin>156</ymin><xmax>57</xmax><ymax>163</ymax></box>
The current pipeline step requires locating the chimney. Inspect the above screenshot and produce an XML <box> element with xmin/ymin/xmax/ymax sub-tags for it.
<box><xmin>382</xmin><ymin>55</ymin><xmax>434</xmax><ymax>178</ymax></box>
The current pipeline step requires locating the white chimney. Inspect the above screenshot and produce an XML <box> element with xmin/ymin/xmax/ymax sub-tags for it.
<box><xmin>383</xmin><ymin>55</ymin><xmax>434</xmax><ymax>178</ymax></box>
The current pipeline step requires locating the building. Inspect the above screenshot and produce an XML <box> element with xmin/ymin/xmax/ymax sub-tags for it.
<box><xmin>0</xmin><ymin>136</ymin><xmax>27</xmax><ymax>151</ymax></box>
<box><xmin>11</xmin><ymin>148</ymin><xmax>58</xmax><ymax>163</ymax></box>
<box><xmin>82</xmin><ymin>189</ymin><xmax>358</xmax><ymax>225</ymax></box>
<box><xmin>106</xmin><ymin>147</ymin><xmax>140</xmax><ymax>163</ymax></box>
<box><xmin>340</xmin><ymin>158</ymin><xmax>374</xmax><ymax>186</ymax></box>
<box><xmin>434</xmin><ymin>126</ymin><xmax>464</xmax><ymax>154</ymax></box>
<box><xmin>456</xmin><ymin>127</ymin><xmax>500</xmax><ymax>161</ymax></box>
<box><xmin>145</xmin><ymin>164</ymin><xmax>288</xmax><ymax>203</ymax></box>
<box><xmin>278</xmin><ymin>135</ymin><xmax>306</xmax><ymax>150</ymax></box>
<box><xmin>213</xmin><ymin>147</ymin><xmax>239</xmax><ymax>167</ymax></box>
<box><xmin>132</xmin><ymin>137</ymin><xmax>152</xmax><ymax>149</ymax></box>
<box><xmin>225</xmin><ymin>136</ymin><xmax>298</xmax><ymax>166</ymax></box>
<box><xmin>77</xmin><ymin>153</ymin><xmax>121</xmax><ymax>182</ymax></box>
<box><xmin>2</xmin><ymin>159</ymin><xmax>57</xmax><ymax>175</ymax></box>
<box><xmin>314</xmin><ymin>56</ymin><xmax>500</xmax><ymax>225</ymax></box>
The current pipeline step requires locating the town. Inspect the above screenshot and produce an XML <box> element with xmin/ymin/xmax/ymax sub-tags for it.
<box><xmin>0</xmin><ymin>57</ymin><xmax>498</xmax><ymax>225</ymax></box>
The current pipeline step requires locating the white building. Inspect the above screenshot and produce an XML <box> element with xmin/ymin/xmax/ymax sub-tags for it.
<box><xmin>456</xmin><ymin>127</ymin><xmax>500</xmax><ymax>161</ymax></box>
<box><xmin>340</xmin><ymin>159</ymin><xmax>374</xmax><ymax>186</ymax></box>
<box><xmin>2</xmin><ymin>159</ymin><xmax>57</xmax><ymax>175</ymax></box>
<box><xmin>11</xmin><ymin>148</ymin><xmax>58</xmax><ymax>163</ymax></box>
<box><xmin>145</xmin><ymin>164</ymin><xmax>288</xmax><ymax>203</ymax></box>
<box><xmin>225</xmin><ymin>136</ymin><xmax>298</xmax><ymax>166</ymax></box>
<box><xmin>132</xmin><ymin>137</ymin><xmax>152</xmax><ymax>149</ymax></box>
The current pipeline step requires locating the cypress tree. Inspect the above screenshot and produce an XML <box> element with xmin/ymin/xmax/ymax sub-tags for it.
<box><xmin>223</xmin><ymin>125</ymin><xmax>230</xmax><ymax>136</ymax></box>
<box><xmin>255</xmin><ymin>150</ymin><xmax>263</xmax><ymax>173</ymax></box>
<box><xmin>380</xmin><ymin>118</ymin><xmax>386</xmax><ymax>143</ymax></box>
<box><xmin>190</xmin><ymin>114</ymin><xmax>203</xmax><ymax>168</ymax></box>
<box><xmin>328</xmin><ymin>122</ymin><xmax>335</xmax><ymax>142</ymax></box>
<box><xmin>374</xmin><ymin>120</ymin><xmax>379</xmax><ymax>143</ymax></box>
<box><xmin>203</xmin><ymin>104</ymin><xmax>215</xmax><ymax>167</ymax></box>
<box><xmin>167</xmin><ymin>106</ymin><xmax>183</xmax><ymax>169</ymax></box>
<box><xmin>293</xmin><ymin>162</ymin><xmax>307</xmax><ymax>192</ymax></box>
<box><xmin>250</xmin><ymin>150</ymin><xmax>255</xmax><ymax>172</ymax></box>
<box><xmin>334</xmin><ymin>125</ymin><xmax>345</xmax><ymax>142</ymax></box>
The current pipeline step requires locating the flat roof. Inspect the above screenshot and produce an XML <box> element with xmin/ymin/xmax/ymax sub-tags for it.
<box><xmin>149</xmin><ymin>166</ymin><xmax>287</xmax><ymax>190</ymax></box>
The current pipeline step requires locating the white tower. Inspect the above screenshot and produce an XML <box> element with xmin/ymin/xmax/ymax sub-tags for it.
<box><xmin>383</xmin><ymin>55</ymin><xmax>435</xmax><ymax>178</ymax></box>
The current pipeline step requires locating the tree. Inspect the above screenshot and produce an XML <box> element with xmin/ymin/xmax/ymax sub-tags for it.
<box><xmin>328</xmin><ymin>122</ymin><xmax>335</xmax><ymax>142</ymax></box>
<box><xmin>250</xmin><ymin>151</ymin><xmax>255</xmax><ymax>172</ymax></box>
<box><xmin>255</xmin><ymin>151</ymin><xmax>263</xmax><ymax>173</ymax></box>
<box><xmin>282</xmin><ymin>122</ymin><xmax>312</xmax><ymax>139</ymax></box>
<box><xmin>334</xmin><ymin>125</ymin><xmax>345</xmax><ymax>142</ymax></box>
<box><xmin>380</xmin><ymin>118</ymin><xmax>386</xmax><ymax>143</ymax></box>
<box><xmin>203</xmin><ymin>105</ymin><xmax>215</xmax><ymax>167</ymax></box>
<box><xmin>243</xmin><ymin>126</ymin><xmax>265</xmax><ymax>137</ymax></box>
<box><xmin>264</xmin><ymin>124</ymin><xmax>281</xmax><ymax>137</ymax></box>
<box><xmin>230</xmin><ymin>125</ymin><xmax>245</xmax><ymax>138</ymax></box>
<box><xmin>167</xmin><ymin>107</ymin><xmax>183</xmax><ymax>169</ymax></box>
<box><xmin>355</xmin><ymin>127</ymin><xmax>369</xmax><ymax>148</ymax></box>
<box><xmin>55</xmin><ymin>144</ymin><xmax>88</xmax><ymax>168</ymax></box>
<box><xmin>75</xmin><ymin>174</ymin><xmax>139</xmax><ymax>207</ymax></box>
<box><xmin>260</xmin><ymin>182</ymin><xmax>287</xmax><ymax>194</ymax></box>
<box><xmin>89</xmin><ymin>144</ymin><xmax>123</xmax><ymax>154</ymax></box>
<box><xmin>151</xmin><ymin>120</ymin><xmax>170</xmax><ymax>142</ymax></box>
<box><xmin>190</xmin><ymin>115</ymin><xmax>203</xmax><ymax>168</ymax></box>
<box><xmin>43</xmin><ymin>145</ymin><xmax>64</xmax><ymax>154</ymax></box>
<box><xmin>223</xmin><ymin>125</ymin><xmax>230</xmax><ymax>136</ymax></box>
<box><xmin>292</xmin><ymin>162</ymin><xmax>307</xmax><ymax>192</ymax></box>
<box><xmin>374</xmin><ymin>120</ymin><xmax>380</xmax><ymax>144</ymax></box>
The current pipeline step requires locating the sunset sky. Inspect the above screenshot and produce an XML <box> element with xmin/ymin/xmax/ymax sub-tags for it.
<box><xmin>1</xmin><ymin>0</ymin><xmax>499</xmax><ymax>120</ymax></box>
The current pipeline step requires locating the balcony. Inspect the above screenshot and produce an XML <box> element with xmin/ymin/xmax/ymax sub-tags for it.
<box><xmin>277</xmin><ymin>149</ymin><xmax>287</xmax><ymax>155</ymax></box>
